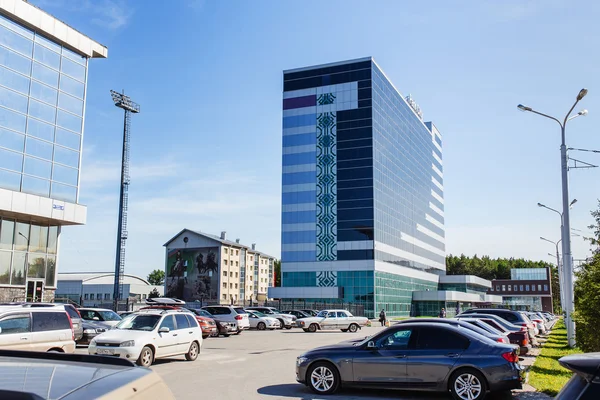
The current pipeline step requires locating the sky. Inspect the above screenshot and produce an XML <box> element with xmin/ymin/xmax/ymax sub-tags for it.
<box><xmin>28</xmin><ymin>0</ymin><xmax>600</xmax><ymax>279</ymax></box>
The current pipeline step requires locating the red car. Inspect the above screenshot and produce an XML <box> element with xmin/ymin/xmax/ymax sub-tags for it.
<box><xmin>139</xmin><ymin>305</ymin><xmax>217</xmax><ymax>339</ymax></box>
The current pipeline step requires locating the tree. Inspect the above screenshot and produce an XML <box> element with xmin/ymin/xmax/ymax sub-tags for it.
<box><xmin>148</xmin><ymin>288</ymin><xmax>161</xmax><ymax>299</ymax></box>
<box><xmin>573</xmin><ymin>200</ymin><xmax>600</xmax><ymax>352</ymax></box>
<box><xmin>147</xmin><ymin>269</ymin><xmax>165</xmax><ymax>286</ymax></box>
<box><xmin>274</xmin><ymin>260</ymin><xmax>281</xmax><ymax>287</ymax></box>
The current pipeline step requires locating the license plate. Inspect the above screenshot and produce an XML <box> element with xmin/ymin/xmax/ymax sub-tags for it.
<box><xmin>98</xmin><ymin>349</ymin><xmax>114</xmax><ymax>355</ymax></box>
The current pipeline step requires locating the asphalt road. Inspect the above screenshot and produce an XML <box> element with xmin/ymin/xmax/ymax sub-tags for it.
<box><xmin>77</xmin><ymin>326</ymin><xmax>545</xmax><ymax>400</ymax></box>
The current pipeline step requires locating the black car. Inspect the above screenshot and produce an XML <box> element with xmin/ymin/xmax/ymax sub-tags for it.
<box><xmin>194</xmin><ymin>309</ymin><xmax>237</xmax><ymax>337</ymax></box>
<box><xmin>555</xmin><ymin>352</ymin><xmax>600</xmax><ymax>399</ymax></box>
<box><xmin>77</xmin><ymin>320</ymin><xmax>111</xmax><ymax>345</ymax></box>
<box><xmin>300</xmin><ymin>309</ymin><xmax>319</xmax><ymax>317</ymax></box>
<box><xmin>296</xmin><ymin>322</ymin><xmax>524</xmax><ymax>399</ymax></box>
<box><xmin>282</xmin><ymin>310</ymin><xmax>312</xmax><ymax>319</ymax></box>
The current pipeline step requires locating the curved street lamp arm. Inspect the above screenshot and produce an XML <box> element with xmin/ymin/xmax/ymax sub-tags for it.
<box><xmin>563</xmin><ymin>99</ymin><xmax>580</xmax><ymax>126</ymax></box>
<box><xmin>529</xmin><ymin>109</ymin><xmax>563</xmax><ymax>127</ymax></box>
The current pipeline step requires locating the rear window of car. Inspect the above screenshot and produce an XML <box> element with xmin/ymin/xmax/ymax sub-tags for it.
<box><xmin>207</xmin><ymin>307</ymin><xmax>231</xmax><ymax>315</ymax></box>
<box><xmin>32</xmin><ymin>312</ymin><xmax>70</xmax><ymax>332</ymax></box>
<box><xmin>64</xmin><ymin>306</ymin><xmax>80</xmax><ymax>319</ymax></box>
<box><xmin>234</xmin><ymin>308</ymin><xmax>246</xmax><ymax>315</ymax></box>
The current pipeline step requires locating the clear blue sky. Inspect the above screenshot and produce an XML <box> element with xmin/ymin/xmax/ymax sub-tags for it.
<box><xmin>31</xmin><ymin>0</ymin><xmax>600</xmax><ymax>278</ymax></box>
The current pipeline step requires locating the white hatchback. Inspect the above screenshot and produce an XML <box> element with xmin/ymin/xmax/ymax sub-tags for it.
<box><xmin>88</xmin><ymin>309</ymin><xmax>203</xmax><ymax>367</ymax></box>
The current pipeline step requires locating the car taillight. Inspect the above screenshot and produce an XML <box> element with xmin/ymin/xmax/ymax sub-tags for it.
<box><xmin>521</xmin><ymin>338</ymin><xmax>529</xmax><ymax>346</ymax></box>
<box><xmin>521</xmin><ymin>323</ymin><xmax>528</xmax><ymax>327</ymax></box>
<box><xmin>235</xmin><ymin>315</ymin><xmax>243</xmax><ymax>320</ymax></box>
<box><xmin>502</xmin><ymin>352</ymin><xmax>519</xmax><ymax>363</ymax></box>
<box><xmin>520</xmin><ymin>326</ymin><xmax>527</xmax><ymax>332</ymax></box>
<box><xmin>66</xmin><ymin>312</ymin><xmax>74</xmax><ymax>341</ymax></box>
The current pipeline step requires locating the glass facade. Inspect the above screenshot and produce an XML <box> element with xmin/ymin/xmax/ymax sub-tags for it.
<box><xmin>503</xmin><ymin>296</ymin><xmax>543</xmax><ymax>311</ymax></box>
<box><xmin>0</xmin><ymin>217</ymin><xmax>59</xmax><ymax>288</ymax></box>
<box><xmin>511</xmin><ymin>268</ymin><xmax>547</xmax><ymax>281</ymax></box>
<box><xmin>0</xmin><ymin>14</ymin><xmax>87</xmax><ymax>203</ymax></box>
<box><xmin>279</xmin><ymin>58</ymin><xmax>445</xmax><ymax>318</ymax></box>
<box><xmin>439</xmin><ymin>283</ymin><xmax>489</xmax><ymax>295</ymax></box>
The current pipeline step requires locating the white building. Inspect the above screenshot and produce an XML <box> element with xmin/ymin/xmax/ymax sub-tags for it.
<box><xmin>55</xmin><ymin>272</ymin><xmax>163</xmax><ymax>306</ymax></box>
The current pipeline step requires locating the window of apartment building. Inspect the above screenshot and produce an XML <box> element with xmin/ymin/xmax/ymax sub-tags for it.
<box><xmin>235</xmin><ymin>283</ymin><xmax>238</xmax><ymax>289</ymax></box>
<box><xmin>235</xmin><ymin>272</ymin><xmax>238</xmax><ymax>278</ymax></box>
<box><xmin>538</xmin><ymin>285</ymin><xmax>542</xmax><ymax>291</ymax></box>
<box><xmin>249</xmin><ymin>276</ymin><xmax>253</xmax><ymax>281</ymax></box>
<box><xmin>230</xmin><ymin>283</ymin><xmax>232</xmax><ymax>289</ymax></box>
<box><xmin>495</xmin><ymin>285</ymin><xmax>500</xmax><ymax>291</ymax></box>
<box><xmin>544</xmin><ymin>284</ymin><xmax>548</xmax><ymax>291</ymax></box>
<box><xmin>508</xmin><ymin>285</ymin><xmax>511</xmax><ymax>291</ymax></box>
<box><xmin>236</xmin><ymin>250</ymin><xmax>239</xmax><ymax>256</ymax></box>
<box><xmin>520</xmin><ymin>285</ymin><xmax>524</xmax><ymax>291</ymax></box>
<box><xmin>236</xmin><ymin>261</ymin><xmax>239</xmax><ymax>267</ymax></box>
<box><xmin>104</xmin><ymin>294</ymin><xmax>110</xmax><ymax>300</ymax></box>
<box><xmin>224</xmin><ymin>248</ymin><xmax>228</xmax><ymax>254</ymax></box>
<box><xmin>97</xmin><ymin>294</ymin><xmax>101</xmax><ymax>300</ymax></box>
<box><xmin>89</xmin><ymin>294</ymin><xmax>94</xmax><ymax>300</ymax></box>
<box><xmin>84</xmin><ymin>294</ymin><xmax>89</xmax><ymax>300</ymax></box>
<box><xmin>224</xmin><ymin>260</ymin><xmax>228</xmax><ymax>266</ymax></box>
<box><xmin>502</xmin><ymin>285</ymin><xmax>506</xmax><ymax>291</ymax></box>
<box><xmin>230</xmin><ymin>272</ymin><xmax>233</xmax><ymax>277</ymax></box>
<box><xmin>222</xmin><ymin>283</ymin><xmax>227</xmax><ymax>289</ymax></box>
<box><xmin>250</xmin><ymin>256</ymin><xmax>253</xmax><ymax>261</ymax></box>
<box><xmin>223</xmin><ymin>271</ymin><xmax>227</xmax><ymax>277</ymax></box>
<box><xmin>222</xmin><ymin>294</ymin><xmax>226</xmax><ymax>300</ymax></box>
<box><xmin>526</xmin><ymin>285</ymin><xmax>530</xmax><ymax>291</ymax></box>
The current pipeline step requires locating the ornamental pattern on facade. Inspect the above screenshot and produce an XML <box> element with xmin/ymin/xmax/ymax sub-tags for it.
<box><xmin>316</xmin><ymin>105</ymin><xmax>337</xmax><ymax>261</ymax></box>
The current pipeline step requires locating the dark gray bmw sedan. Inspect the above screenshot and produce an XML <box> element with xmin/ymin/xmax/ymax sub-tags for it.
<box><xmin>296</xmin><ymin>322</ymin><xmax>524</xmax><ymax>400</ymax></box>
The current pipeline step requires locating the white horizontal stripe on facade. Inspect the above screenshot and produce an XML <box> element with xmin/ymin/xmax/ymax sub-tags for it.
<box><xmin>432</xmin><ymin>151</ymin><xmax>443</xmax><ymax>166</ymax></box>
<box><xmin>374</xmin><ymin>260</ymin><xmax>441</xmax><ymax>282</ymax></box>
<box><xmin>283</xmin><ymin>164</ymin><xmax>317</xmax><ymax>174</ymax></box>
<box><xmin>374</xmin><ymin>242</ymin><xmax>445</xmax><ymax>271</ymax></box>
<box><xmin>337</xmin><ymin>240</ymin><xmax>374</xmax><ymax>251</ymax></box>
<box><xmin>433</xmin><ymin>139</ymin><xmax>442</xmax><ymax>154</ymax></box>
<box><xmin>432</xmin><ymin>176</ymin><xmax>444</xmax><ymax>191</ymax></box>
<box><xmin>283</xmin><ymin>126</ymin><xmax>316</xmax><ymax>136</ymax></box>
<box><xmin>429</xmin><ymin>202</ymin><xmax>445</xmax><ymax>218</ymax></box>
<box><xmin>283</xmin><ymin>88</ymin><xmax>317</xmax><ymax>99</ymax></box>
<box><xmin>282</xmin><ymin>203</ymin><xmax>317</xmax><ymax>212</ymax></box>
<box><xmin>400</xmin><ymin>232</ymin><xmax>445</xmax><ymax>257</ymax></box>
<box><xmin>283</xmin><ymin>106</ymin><xmax>317</xmax><ymax>117</ymax></box>
<box><xmin>417</xmin><ymin>224</ymin><xmax>445</xmax><ymax>245</ymax></box>
<box><xmin>282</xmin><ymin>223</ymin><xmax>316</xmax><ymax>232</ymax></box>
<box><xmin>281</xmin><ymin>259</ymin><xmax>374</xmax><ymax>272</ymax></box>
<box><xmin>281</xmin><ymin>243</ymin><xmax>317</xmax><ymax>252</ymax></box>
<box><xmin>282</xmin><ymin>144</ymin><xmax>317</xmax><ymax>155</ymax></box>
<box><xmin>426</xmin><ymin>214</ymin><xmax>445</xmax><ymax>231</ymax></box>
<box><xmin>282</xmin><ymin>183</ymin><xmax>316</xmax><ymax>193</ymax></box>
<box><xmin>269</xmin><ymin>287</ymin><xmax>339</xmax><ymax>299</ymax></box>
<box><xmin>432</xmin><ymin>164</ymin><xmax>443</xmax><ymax>179</ymax></box>
<box><xmin>431</xmin><ymin>190</ymin><xmax>444</xmax><ymax>205</ymax></box>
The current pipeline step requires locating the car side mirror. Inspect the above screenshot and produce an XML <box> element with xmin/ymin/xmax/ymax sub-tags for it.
<box><xmin>367</xmin><ymin>341</ymin><xmax>376</xmax><ymax>350</ymax></box>
<box><xmin>159</xmin><ymin>327</ymin><xmax>170</xmax><ymax>333</ymax></box>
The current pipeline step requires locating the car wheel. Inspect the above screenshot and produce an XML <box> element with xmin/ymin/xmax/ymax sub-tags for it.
<box><xmin>449</xmin><ymin>369</ymin><xmax>487</xmax><ymax>400</ymax></box>
<box><xmin>307</xmin><ymin>362</ymin><xmax>341</xmax><ymax>394</ymax></box>
<box><xmin>137</xmin><ymin>346</ymin><xmax>154</xmax><ymax>367</ymax></box>
<box><xmin>278</xmin><ymin>319</ymin><xmax>285</xmax><ymax>330</ymax></box>
<box><xmin>223</xmin><ymin>333</ymin><xmax>230</xmax><ymax>337</ymax></box>
<box><xmin>308</xmin><ymin>323</ymin><xmax>318</xmax><ymax>333</ymax></box>
<box><xmin>185</xmin><ymin>341</ymin><xmax>200</xmax><ymax>361</ymax></box>
<box><xmin>235</xmin><ymin>330</ymin><xmax>242</xmax><ymax>335</ymax></box>
<box><xmin>285</xmin><ymin>326</ymin><xmax>292</xmax><ymax>330</ymax></box>
<box><xmin>257</xmin><ymin>322</ymin><xmax>266</xmax><ymax>331</ymax></box>
<box><xmin>348</xmin><ymin>323</ymin><xmax>359</xmax><ymax>333</ymax></box>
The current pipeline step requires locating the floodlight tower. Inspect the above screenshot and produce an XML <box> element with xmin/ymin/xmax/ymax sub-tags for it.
<box><xmin>110</xmin><ymin>90</ymin><xmax>140</xmax><ymax>310</ymax></box>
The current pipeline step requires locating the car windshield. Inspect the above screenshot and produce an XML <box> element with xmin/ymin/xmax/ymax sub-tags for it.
<box><xmin>251</xmin><ymin>311</ymin><xmax>266</xmax><ymax>317</ymax></box>
<box><xmin>115</xmin><ymin>314</ymin><xmax>161</xmax><ymax>331</ymax></box>
<box><xmin>316</xmin><ymin>311</ymin><xmax>328</xmax><ymax>318</ymax></box>
<box><xmin>234</xmin><ymin>308</ymin><xmax>247</xmax><ymax>315</ymax></box>
<box><xmin>195</xmin><ymin>310</ymin><xmax>212</xmax><ymax>318</ymax></box>
<box><xmin>97</xmin><ymin>311</ymin><xmax>122</xmax><ymax>321</ymax></box>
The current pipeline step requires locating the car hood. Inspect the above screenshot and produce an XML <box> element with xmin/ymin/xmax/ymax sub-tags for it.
<box><xmin>93</xmin><ymin>329</ymin><xmax>155</xmax><ymax>343</ymax></box>
<box><xmin>260</xmin><ymin>317</ymin><xmax>279</xmax><ymax>323</ymax></box>
<box><xmin>82</xmin><ymin>320</ymin><xmax>111</xmax><ymax>330</ymax></box>
<box><xmin>302</xmin><ymin>343</ymin><xmax>356</xmax><ymax>356</ymax></box>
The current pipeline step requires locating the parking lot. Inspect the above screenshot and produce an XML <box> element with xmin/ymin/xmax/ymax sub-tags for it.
<box><xmin>77</xmin><ymin>325</ymin><xmax>547</xmax><ymax>400</ymax></box>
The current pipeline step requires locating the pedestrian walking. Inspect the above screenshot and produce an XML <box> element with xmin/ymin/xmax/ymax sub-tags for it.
<box><xmin>379</xmin><ymin>309</ymin><xmax>387</xmax><ymax>327</ymax></box>
<box><xmin>439</xmin><ymin>308</ymin><xmax>446</xmax><ymax>318</ymax></box>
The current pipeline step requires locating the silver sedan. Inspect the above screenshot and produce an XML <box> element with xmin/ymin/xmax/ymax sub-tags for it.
<box><xmin>246</xmin><ymin>310</ymin><xmax>281</xmax><ymax>330</ymax></box>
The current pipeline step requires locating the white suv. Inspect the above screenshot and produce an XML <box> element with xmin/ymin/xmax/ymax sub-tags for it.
<box><xmin>201</xmin><ymin>306</ymin><xmax>250</xmax><ymax>333</ymax></box>
<box><xmin>88</xmin><ymin>309</ymin><xmax>203</xmax><ymax>367</ymax></box>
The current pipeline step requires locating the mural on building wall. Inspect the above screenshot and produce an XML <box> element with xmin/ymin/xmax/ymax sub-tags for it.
<box><xmin>165</xmin><ymin>247</ymin><xmax>220</xmax><ymax>302</ymax></box>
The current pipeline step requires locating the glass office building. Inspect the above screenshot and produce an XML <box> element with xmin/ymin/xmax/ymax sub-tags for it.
<box><xmin>271</xmin><ymin>57</ymin><xmax>446</xmax><ymax>317</ymax></box>
<box><xmin>0</xmin><ymin>1</ymin><xmax>106</xmax><ymax>302</ymax></box>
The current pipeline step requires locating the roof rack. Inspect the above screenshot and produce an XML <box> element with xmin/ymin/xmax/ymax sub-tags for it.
<box><xmin>145</xmin><ymin>298</ymin><xmax>185</xmax><ymax>306</ymax></box>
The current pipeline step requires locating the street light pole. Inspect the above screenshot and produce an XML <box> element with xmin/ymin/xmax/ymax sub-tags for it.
<box><xmin>519</xmin><ymin>88</ymin><xmax>588</xmax><ymax>347</ymax></box>
<box><xmin>540</xmin><ymin>236</ymin><xmax>563</xmax><ymax>309</ymax></box>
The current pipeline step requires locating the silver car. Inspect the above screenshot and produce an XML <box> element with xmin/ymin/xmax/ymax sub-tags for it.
<box><xmin>246</xmin><ymin>307</ymin><xmax>296</xmax><ymax>329</ymax></box>
<box><xmin>246</xmin><ymin>310</ymin><xmax>280</xmax><ymax>330</ymax></box>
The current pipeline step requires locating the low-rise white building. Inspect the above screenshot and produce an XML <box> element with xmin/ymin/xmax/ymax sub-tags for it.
<box><xmin>55</xmin><ymin>272</ymin><xmax>164</xmax><ymax>306</ymax></box>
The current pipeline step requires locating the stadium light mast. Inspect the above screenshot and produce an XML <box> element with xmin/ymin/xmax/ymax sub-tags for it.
<box><xmin>110</xmin><ymin>90</ymin><xmax>140</xmax><ymax>311</ymax></box>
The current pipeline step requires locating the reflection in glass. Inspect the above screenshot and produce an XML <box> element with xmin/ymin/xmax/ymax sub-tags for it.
<box><xmin>58</xmin><ymin>92</ymin><xmax>83</xmax><ymax>116</ymax></box>
<box><xmin>27</xmin><ymin>254</ymin><xmax>46</xmax><ymax>279</ymax></box>
<box><xmin>32</xmin><ymin>62</ymin><xmax>59</xmax><ymax>88</ymax></box>
<box><xmin>59</xmin><ymin>74</ymin><xmax>84</xmax><ymax>99</ymax></box>
<box><xmin>0</xmin><ymin>46</ymin><xmax>32</xmax><ymax>75</ymax></box>
<box><xmin>56</xmin><ymin>110</ymin><xmax>81</xmax><ymax>133</ymax></box>
<box><xmin>53</xmin><ymin>145</ymin><xmax>79</xmax><ymax>168</ymax></box>
<box><xmin>0</xmin><ymin>169</ymin><xmax>21</xmax><ymax>191</ymax></box>
<box><xmin>14</xmin><ymin>222</ymin><xmax>29</xmax><ymax>251</ymax></box>
<box><xmin>0</xmin><ymin>148</ymin><xmax>23</xmax><ymax>172</ymax></box>
<box><xmin>47</xmin><ymin>226</ymin><xmax>58</xmax><ymax>254</ymax></box>
<box><xmin>52</xmin><ymin>164</ymin><xmax>78</xmax><ymax>186</ymax></box>
<box><xmin>0</xmin><ymin>106</ymin><xmax>27</xmax><ymax>132</ymax></box>
<box><xmin>0</xmin><ymin>219</ymin><xmax>15</xmax><ymax>250</ymax></box>
<box><xmin>0</xmin><ymin>64</ymin><xmax>30</xmax><ymax>94</ymax></box>
<box><xmin>28</xmin><ymin>99</ymin><xmax>56</xmax><ymax>124</ymax></box>
<box><xmin>25</xmin><ymin>136</ymin><xmax>53</xmax><ymax>160</ymax></box>
<box><xmin>0</xmin><ymin>85</ymin><xmax>28</xmax><ymax>113</ymax></box>
<box><xmin>28</xmin><ymin>224</ymin><xmax>48</xmax><ymax>253</ymax></box>
<box><xmin>51</xmin><ymin>182</ymin><xmax>76</xmax><ymax>203</ymax></box>
<box><xmin>33</xmin><ymin>44</ymin><xmax>60</xmax><ymax>70</ymax></box>
<box><xmin>21</xmin><ymin>175</ymin><xmax>50</xmax><ymax>197</ymax></box>
<box><xmin>0</xmin><ymin>250</ymin><xmax>10</xmax><ymax>284</ymax></box>
<box><xmin>54</xmin><ymin>128</ymin><xmax>80</xmax><ymax>151</ymax></box>
<box><xmin>60</xmin><ymin>58</ymin><xmax>86</xmax><ymax>82</ymax></box>
<box><xmin>46</xmin><ymin>255</ymin><xmax>56</xmax><ymax>287</ymax></box>
<box><xmin>0</xmin><ymin>127</ymin><xmax>25</xmax><ymax>152</ymax></box>
<box><xmin>27</xmin><ymin>117</ymin><xmax>55</xmax><ymax>141</ymax></box>
<box><xmin>24</xmin><ymin>156</ymin><xmax>52</xmax><ymax>179</ymax></box>
<box><xmin>30</xmin><ymin>81</ymin><xmax>58</xmax><ymax>105</ymax></box>
<box><xmin>11</xmin><ymin>252</ymin><xmax>25</xmax><ymax>285</ymax></box>
<box><xmin>0</xmin><ymin>25</ymin><xmax>33</xmax><ymax>56</ymax></box>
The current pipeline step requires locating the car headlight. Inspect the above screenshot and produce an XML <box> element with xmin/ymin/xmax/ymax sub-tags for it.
<box><xmin>297</xmin><ymin>356</ymin><xmax>308</xmax><ymax>366</ymax></box>
<box><xmin>120</xmin><ymin>340</ymin><xmax>135</xmax><ymax>347</ymax></box>
<box><xmin>298</xmin><ymin>321</ymin><xmax>305</xmax><ymax>326</ymax></box>
<box><xmin>84</xmin><ymin>329</ymin><xmax>97</xmax><ymax>334</ymax></box>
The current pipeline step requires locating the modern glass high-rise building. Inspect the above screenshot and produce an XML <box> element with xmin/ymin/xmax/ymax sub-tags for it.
<box><xmin>270</xmin><ymin>57</ymin><xmax>446</xmax><ymax>318</ymax></box>
<box><xmin>0</xmin><ymin>0</ymin><xmax>106</xmax><ymax>302</ymax></box>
